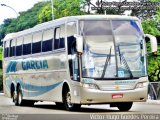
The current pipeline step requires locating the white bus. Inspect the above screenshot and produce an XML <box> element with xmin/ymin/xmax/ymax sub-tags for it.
<box><xmin>3</xmin><ymin>15</ymin><xmax>157</xmax><ymax>111</ymax></box>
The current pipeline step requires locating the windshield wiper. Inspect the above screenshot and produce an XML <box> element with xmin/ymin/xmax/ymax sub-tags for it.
<box><xmin>117</xmin><ymin>45</ymin><xmax>133</xmax><ymax>78</ymax></box>
<box><xmin>101</xmin><ymin>46</ymin><xmax>112</xmax><ymax>79</ymax></box>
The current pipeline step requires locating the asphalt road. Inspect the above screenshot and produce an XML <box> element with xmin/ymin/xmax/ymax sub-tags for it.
<box><xmin>0</xmin><ymin>93</ymin><xmax>160</xmax><ymax>120</ymax></box>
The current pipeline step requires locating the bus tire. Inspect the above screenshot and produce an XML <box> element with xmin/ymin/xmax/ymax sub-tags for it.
<box><xmin>63</xmin><ymin>90</ymin><xmax>81</xmax><ymax>111</ymax></box>
<box><xmin>117</xmin><ymin>102</ymin><xmax>133</xmax><ymax>111</ymax></box>
<box><xmin>16</xmin><ymin>87</ymin><xmax>25</xmax><ymax>106</ymax></box>
<box><xmin>12</xmin><ymin>91</ymin><xmax>18</xmax><ymax>105</ymax></box>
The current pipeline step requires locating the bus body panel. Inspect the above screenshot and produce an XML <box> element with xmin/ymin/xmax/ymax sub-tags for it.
<box><xmin>80</xmin><ymin>85</ymin><xmax>148</xmax><ymax>104</ymax></box>
<box><xmin>70</xmin><ymin>77</ymin><xmax>148</xmax><ymax>104</ymax></box>
<box><xmin>3</xmin><ymin>51</ymin><xmax>69</xmax><ymax>102</ymax></box>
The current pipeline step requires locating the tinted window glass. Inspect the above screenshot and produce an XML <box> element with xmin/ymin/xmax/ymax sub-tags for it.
<box><xmin>67</xmin><ymin>22</ymin><xmax>77</xmax><ymax>54</ymax></box>
<box><xmin>54</xmin><ymin>27</ymin><xmax>60</xmax><ymax>50</ymax></box>
<box><xmin>42</xmin><ymin>29</ymin><xmax>53</xmax><ymax>52</ymax></box>
<box><xmin>54</xmin><ymin>25</ymin><xmax>65</xmax><ymax>50</ymax></box>
<box><xmin>4</xmin><ymin>41</ymin><xmax>9</xmax><ymax>58</ymax></box>
<box><xmin>32</xmin><ymin>32</ymin><xmax>42</xmax><ymax>54</ymax></box>
<box><xmin>10</xmin><ymin>39</ymin><xmax>16</xmax><ymax>57</ymax></box>
<box><xmin>23</xmin><ymin>35</ymin><xmax>32</xmax><ymax>55</ymax></box>
<box><xmin>4</xmin><ymin>41</ymin><xmax>6</xmax><ymax>58</ymax></box>
<box><xmin>59</xmin><ymin>25</ymin><xmax>65</xmax><ymax>49</ymax></box>
<box><xmin>16</xmin><ymin>37</ymin><xmax>23</xmax><ymax>56</ymax></box>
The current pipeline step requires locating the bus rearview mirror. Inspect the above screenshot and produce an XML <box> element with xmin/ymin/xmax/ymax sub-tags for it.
<box><xmin>74</xmin><ymin>35</ymin><xmax>83</xmax><ymax>53</ymax></box>
<box><xmin>145</xmin><ymin>34</ymin><xmax>157</xmax><ymax>55</ymax></box>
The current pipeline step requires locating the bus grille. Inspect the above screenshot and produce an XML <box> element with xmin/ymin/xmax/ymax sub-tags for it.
<box><xmin>99</xmin><ymin>85</ymin><xmax>135</xmax><ymax>91</ymax></box>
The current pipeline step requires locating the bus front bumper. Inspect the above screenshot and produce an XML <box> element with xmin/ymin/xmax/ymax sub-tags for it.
<box><xmin>80</xmin><ymin>87</ymin><xmax>148</xmax><ymax>104</ymax></box>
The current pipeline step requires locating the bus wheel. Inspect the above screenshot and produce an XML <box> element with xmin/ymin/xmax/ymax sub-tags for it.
<box><xmin>12</xmin><ymin>91</ymin><xmax>17</xmax><ymax>104</ymax></box>
<box><xmin>117</xmin><ymin>102</ymin><xmax>133</xmax><ymax>111</ymax></box>
<box><xmin>63</xmin><ymin>90</ymin><xmax>81</xmax><ymax>111</ymax></box>
<box><xmin>16</xmin><ymin>87</ymin><xmax>24</xmax><ymax>106</ymax></box>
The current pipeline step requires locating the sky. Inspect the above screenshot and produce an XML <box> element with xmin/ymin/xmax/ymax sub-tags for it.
<box><xmin>0</xmin><ymin>0</ymin><xmax>46</xmax><ymax>24</ymax></box>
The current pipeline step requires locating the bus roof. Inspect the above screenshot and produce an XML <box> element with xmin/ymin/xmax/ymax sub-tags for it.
<box><xmin>3</xmin><ymin>15</ymin><xmax>139</xmax><ymax>41</ymax></box>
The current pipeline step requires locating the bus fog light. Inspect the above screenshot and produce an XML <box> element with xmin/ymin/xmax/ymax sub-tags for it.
<box><xmin>81</xmin><ymin>83</ymin><xmax>99</xmax><ymax>89</ymax></box>
<box><xmin>136</xmin><ymin>82</ymin><xmax>148</xmax><ymax>88</ymax></box>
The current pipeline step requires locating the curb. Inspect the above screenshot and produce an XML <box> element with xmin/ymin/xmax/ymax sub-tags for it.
<box><xmin>146</xmin><ymin>100</ymin><xmax>160</xmax><ymax>105</ymax></box>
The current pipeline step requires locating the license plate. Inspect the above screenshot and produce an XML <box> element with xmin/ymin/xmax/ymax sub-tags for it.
<box><xmin>112</xmin><ymin>94</ymin><xmax>123</xmax><ymax>99</ymax></box>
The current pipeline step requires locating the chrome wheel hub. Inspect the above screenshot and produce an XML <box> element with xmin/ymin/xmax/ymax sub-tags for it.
<box><xmin>18</xmin><ymin>91</ymin><xmax>22</xmax><ymax>104</ymax></box>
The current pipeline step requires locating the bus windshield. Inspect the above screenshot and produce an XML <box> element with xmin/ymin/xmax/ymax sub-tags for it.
<box><xmin>80</xmin><ymin>20</ymin><xmax>147</xmax><ymax>79</ymax></box>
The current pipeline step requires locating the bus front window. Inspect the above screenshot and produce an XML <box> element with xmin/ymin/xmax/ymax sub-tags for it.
<box><xmin>112</xmin><ymin>20</ymin><xmax>147</xmax><ymax>78</ymax></box>
<box><xmin>80</xmin><ymin>20</ymin><xmax>147</xmax><ymax>79</ymax></box>
<box><xmin>80</xmin><ymin>20</ymin><xmax>117</xmax><ymax>78</ymax></box>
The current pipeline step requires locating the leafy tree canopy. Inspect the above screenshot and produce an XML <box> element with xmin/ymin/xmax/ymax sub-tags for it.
<box><xmin>38</xmin><ymin>0</ymin><xmax>85</xmax><ymax>23</ymax></box>
<box><xmin>141</xmin><ymin>0</ymin><xmax>160</xmax><ymax>81</ymax></box>
<box><xmin>0</xmin><ymin>2</ymin><xmax>48</xmax><ymax>42</ymax></box>
<box><xmin>142</xmin><ymin>19</ymin><xmax>160</xmax><ymax>36</ymax></box>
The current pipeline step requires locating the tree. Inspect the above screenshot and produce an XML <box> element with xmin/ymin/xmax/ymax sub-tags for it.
<box><xmin>142</xmin><ymin>19</ymin><xmax>160</xmax><ymax>36</ymax></box>
<box><xmin>38</xmin><ymin>3</ymin><xmax>52</xmax><ymax>23</ymax></box>
<box><xmin>0</xmin><ymin>18</ymin><xmax>13</xmax><ymax>42</ymax></box>
<box><xmin>38</xmin><ymin>0</ymin><xmax>85</xmax><ymax>23</ymax></box>
<box><xmin>140</xmin><ymin>0</ymin><xmax>160</xmax><ymax>81</ymax></box>
<box><xmin>0</xmin><ymin>2</ymin><xmax>48</xmax><ymax>44</ymax></box>
<box><xmin>84</xmin><ymin>0</ymin><xmax>124</xmax><ymax>14</ymax></box>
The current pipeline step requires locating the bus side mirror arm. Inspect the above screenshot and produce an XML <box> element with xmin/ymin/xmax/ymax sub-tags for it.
<box><xmin>145</xmin><ymin>34</ymin><xmax>157</xmax><ymax>55</ymax></box>
<box><xmin>74</xmin><ymin>35</ymin><xmax>83</xmax><ymax>54</ymax></box>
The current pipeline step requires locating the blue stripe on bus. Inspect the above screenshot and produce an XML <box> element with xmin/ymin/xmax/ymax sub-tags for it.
<box><xmin>22</xmin><ymin>81</ymin><xmax>63</xmax><ymax>97</ymax></box>
<box><xmin>130</xmin><ymin>20</ymin><xmax>141</xmax><ymax>33</ymax></box>
<box><xmin>5</xmin><ymin>79</ymin><xmax>63</xmax><ymax>97</ymax></box>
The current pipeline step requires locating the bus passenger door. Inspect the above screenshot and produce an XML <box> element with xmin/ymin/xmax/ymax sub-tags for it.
<box><xmin>67</xmin><ymin>21</ymin><xmax>81</xmax><ymax>103</ymax></box>
<box><xmin>67</xmin><ymin>21</ymin><xmax>80</xmax><ymax>82</ymax></box>
<box><xmin>71</xmin><ymin>45</ymin><xmax>80</xmax><ymax>81</ymax></box>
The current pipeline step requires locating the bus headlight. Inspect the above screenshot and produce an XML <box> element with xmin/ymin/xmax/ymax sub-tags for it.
<box><xmin>136</xmin><ymin>82</ymin><xmax>148</xmax><ymax>88</ymax></box>
<box><xmin>81</xmin><ymin>83</ymin><xmax>99</xmax><ymax>89</ymax></box>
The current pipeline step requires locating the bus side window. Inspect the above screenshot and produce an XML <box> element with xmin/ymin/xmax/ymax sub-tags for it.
<box><xmin>10</xmin><ymin>39</ymin><xmax>16</xmax><ymax>57</ymax></box>
<box><xmin>42</xmin><ymin>29</ymin><xmax>54</xmax><ymax>52</ymax></box>
<box><xmin>9</xmin><ymin>39</ymin><xmax>13</xmax><ymax>57</ymax></box>
<box><xmin>32</xmin><ymin>32</ymin><xmax>42</xmax><ymax>54</ymax></box>
<box><xmin>16</xmin><ymin>37</ymin><xmax>23</xmax><ymax>56</ymax></box>
<box><xmin>67</xmin><ymin>22</ymin><xmax>77</xmax><ymax>54</ymax></box>
<box><xmin>54</xmin><ymin>27</ymin><xmax>60</xmax><ymax>50</ymax></box>
<box><xmin>4</xmin><ymin>41</ymin><xmax>9</xmax><ymax>58</ymax></box>
<box><xmin>59</xmin><ymin>25</ymin><xmax>65</xmax><ymax>49</ymax></box>
<box><xmin>4</xmin><ymin>41</ymin><xmax>6</xmax><ymax>57</ymax></box>
<box><xmin>23</xmin><ymin>35</ymin><xmax>32</xmax><ymax>55</ymax></box>
<box><xmin>54</xmin><ymin>25</ymin><xmax>65</xmax><ymax>50</ymax></box>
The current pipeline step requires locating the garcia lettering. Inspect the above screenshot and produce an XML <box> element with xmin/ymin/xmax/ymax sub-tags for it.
<box><xmin>22</xmin><ymin>60</ymin><xmax>48</xmax><ymax>70</ymax></box>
